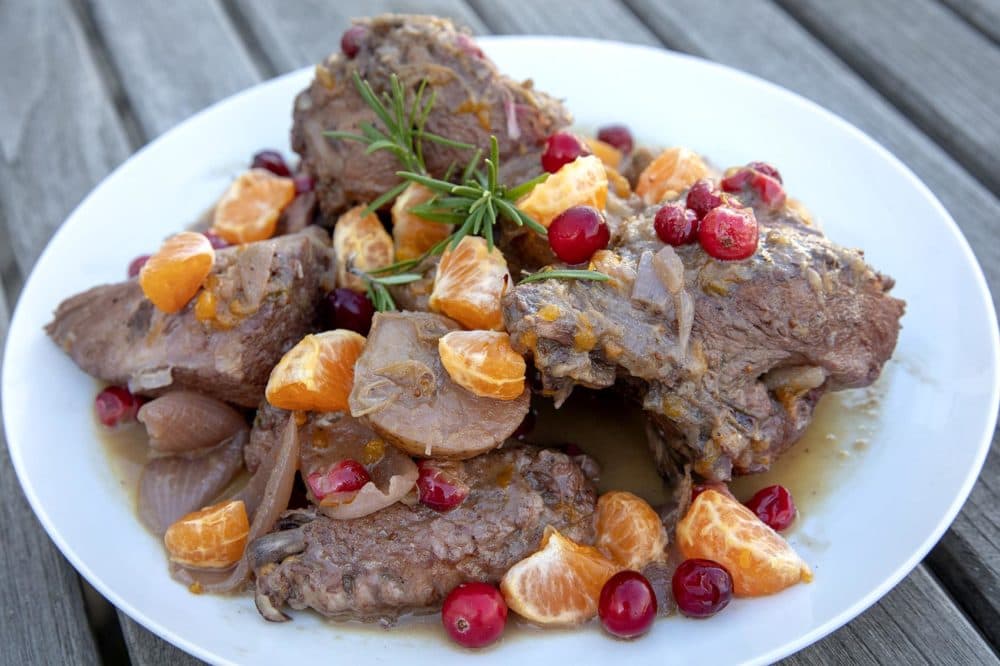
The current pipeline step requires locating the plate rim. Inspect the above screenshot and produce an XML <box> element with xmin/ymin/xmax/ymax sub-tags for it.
<box><xmin>4</xmin><ymin>35</ymin><xmax>999</xmax><ymax>665</ymax></box>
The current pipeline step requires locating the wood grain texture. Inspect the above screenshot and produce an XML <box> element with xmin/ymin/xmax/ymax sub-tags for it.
<box><xmin>230</xmin><ymin>0</ymin><xmax>487</xmax><ymax>74</ymax></box>
<box><xmin>87</xmin><ymin>0</ymin><xmax>261</xmax><ymax>138</ymax></box>
<box><xmin>779</xmin><ymin>0</ymin><xmax>1000</xmax><ymax>195</ymax></box>
<box><xmin>940</xmin><ymin>0</ymin><xmax>1000</xmax><ymax>44</ymax></box>
<box><xmin>118</xmin><ymin>610</ymin><xmax>205</xmax><ymax>666</ymax></box>
<box><xmin>0</xmin><ymin>0</ymin><xmax>133</xmax><ymax>279</ymax></box>
<box><xmin>467</xmin><ymin>0</ymin><xmax>659</xmax><ymax>45</ymax></box>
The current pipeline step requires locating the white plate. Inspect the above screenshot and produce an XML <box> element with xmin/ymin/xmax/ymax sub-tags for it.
<box><xmin>4</xmin><ymin>37</ymin><xmax>998</xmax><ymax>666</ymax></box>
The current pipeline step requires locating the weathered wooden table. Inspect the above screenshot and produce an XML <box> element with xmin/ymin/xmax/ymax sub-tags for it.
<box><xmin>2</xmin><ymin>1</ymin><xmax>998</xmax><ymax>663</ymax></box>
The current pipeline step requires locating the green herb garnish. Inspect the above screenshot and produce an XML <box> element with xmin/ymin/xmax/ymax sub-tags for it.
<box><xmin>359</xmin><ymin>271</ymin><xmax>424</xmax><ymax>312</ymax></box>
<box><xmin>518</xmin><ymin>269</ymin><xmax>611</xmax><ymax>285</ymax></box>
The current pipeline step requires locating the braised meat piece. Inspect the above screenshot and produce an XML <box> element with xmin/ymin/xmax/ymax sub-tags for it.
<box><xmin>349</xmin><ymin>311</ymin><xmax>530</xmax><ymax>458</ymax></box>
<box><xmin>503</xmin><ymin>192</ymin><xmax>904</xmax><ymax>481</ymax></box>
<box><xmin>292</xmin><ymin>14</ymin><xmax>569</xmax><ymax>217</ymax></box>
<box><xmin>251</xmin><ymin>445</ymin><xmax>596</xmax><ymax>623</ymax></box>
<box><xmin>46</xmin><ymin>228</ymin><xmax>335</xmax><ymax>407</ymax></box>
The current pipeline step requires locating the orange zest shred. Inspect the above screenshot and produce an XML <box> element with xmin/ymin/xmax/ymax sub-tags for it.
<box><xmin>333</xmin><ymin>205</ymin><xmax>394</xmax><ymax>292</ymax></box>
<box><xmin>139</xmin><ymin>231</ymin><xmax>215</xmax><ymax>314</ymax></box>
<box><xmin>517</xmin><ymin>155</ymin><xmax>608</xmax><ymax>228</ymax></box>
<box><xmin>595</xmin><ymin>490</ymin><xmax>668</xmax><ymax>569</ymax></box>
<box><xmin>438</xmin><ymin>330</ymin><xmax>526</xmax><ymax>400</ymax></box>
<box><xmin>676</xmin><ymin>489</ymin><xmax>813</xmax><ymax>597</ymax></box>
<box><xmin>429</xmin><ymin>236</ymin><xmax>511</xmax><ymax>331</ymax></box>
<box><xmin>265</xmin><ymin>330</ymin><xmax>366</xmax><ymax>412</ymax></box>
<box><xmin>211</xmin><ymin>168</ymin><xmax>295</xmax><ymax>244</ymax></box>
<box><xmin>164</xmin><ymin>500</ymin><xmax>250</xmax><ymax>569</ymax></box>
<box><xmin>634</xmin><ymin>147</ymin><xmax>710</xmax><ymax>205</ymax></box>
<box><xmin>500</xmin><ymin>526</ymin><xmax>621</xmax><ymax>626</ymax></box>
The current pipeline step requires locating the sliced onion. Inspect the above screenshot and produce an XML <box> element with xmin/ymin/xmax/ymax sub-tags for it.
<box><xmin>652</xmin><ymin>246</ymin><xmax>685</xmax><ymax>294</ymax></box>
<box><xmin>169</xmin><ymin>415</ymin><xmax>300</xmax><ymax>593</ymax></box>
<box><xmin>138</xmin><ymin>391</ymin><xmax>247</xmax><ymax>453</ymax></box>
<box><xmin>631</xmin><ymin>251</ymin><xmax>670</xmax><ymax>309</ymax></box>
<box><xmin>138</xmin><ymin>430</ymin><xmax>247</xmax><ymax>536</ymax></box>
<box><xmin>318</xmin><ymin>450</ymin><xmax>418</xmax><ymax>520</ymax></box>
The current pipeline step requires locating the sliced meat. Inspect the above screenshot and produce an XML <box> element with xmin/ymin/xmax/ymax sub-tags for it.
<box><xmin>503</xmin><ymin>190</ymin><xmax>904</xmax><ymax>481</ymax></box>
<box><xmin>46</xmin><ymin>228</ymin><xmax>335</xmax><ymax>407</ymax></box>
<box><xmin>349</xmin><ymin>311</ymin><xmax>529</xmax><ymax>458</ymax></box>
<box><xmin>293</xmin><ymin>14</ymin><xmax>569</xmax><ymax>217</ymax></box>
<box><xmin>251</xmin><ymin>445</ymin><xmax>596</xmax><ymax>623</ymax></box>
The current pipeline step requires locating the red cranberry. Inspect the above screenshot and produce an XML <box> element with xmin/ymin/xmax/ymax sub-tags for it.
<box><xmin>306</xmin><ymin>460</ymin><xmax>370</xmax><ymax>501</ymax></box>
<box><xmin>654</xmin><ymin>203</ymin><xmax>698</xmax><ymax>246</ymax></box>
<box><xmin>455</xmin><ymin>33</ymin><xmax>485</xmax><ymax>59</ymax></box>
<box><xmin>441</xmin><ymin>582</ymin><xmax>507</xmax><ymax>648</ymax></box>
<box><xmin>321</xmin><ymin>288</ymin><xmax>375</xmax><ymax>335</ymax></box>
<box><xmin>720</xmin><ymin>169</ymin><xmax>752</xmax><ymax>193</ymax></box>
<box><xmin>293</xmin><ymin>174</ymin><xmax>315</xmax><ymax>194</ymax></box>
<box><xmin>599</xmin><ymin>571</ymin><xmax>657</xmax><ymax>639</ymax></box>
<box><xmin>95</xmin><ymin>386</ymin><xmax>141</xmax><ymax>427</ymax></box>
<box><xmin>596</xmin><ymin>124</ymin><xmax>634</xmax><ymax>154</ymax></box>
<box><xmin>750</xmin><ymin>171</ymin><xmax>786</xmax><ymax>208</ymax></box>
<box><xmin>698</xmin><ymin>206</ymin><xmax>758</xmax><ymax>261</ymax></box>
<box><xmin>745</xmin><ymin>484</ymin><xmax>796</xmax><ymax>531</ymax></box>
<box><xmin>201</xmin><ymin>231</ymin><xmax>229</xmax><ymax>249</ymax></box>
<box><xmin>512</xmin><ymin>408</ymin><xmax>536</xmax><ymax>440</ymax></box>
<box><xmin>672</xmin><ymin>559</ymin><xmax>733</xmax><ymax>618</ymax></box>
<box><xmin>685</xmin><ymin>179</ymin><xmax>723</xmax><ymax>220</ymax></box>
<box><xmin>547</xmin><ymin>205</ymin><xmax>610</xmax><ymax>264</ymax></box>
<box><xmin>251</xmin><ymin>150</ymin><xmax>291</xmax><ymax>177</ymax></box>
<box><xmin>541</xmin><ymin>131</ymin><xmax>591</xmax><ymax>174</ymax></box>
<box><xmin>561</xmin><ymin>442</ymin><xmax>585</xmax><ymax>456</ymax></box>
<box><xmin>127</xmin><ymin>255</ymin><xmax>150</xmax><ymax>278</ymax></box>
<box><xmin>340</xmin><ymin>25</ymin><xmax>366</xmax><ymax>59</ymax></box>
<box><xmin>417</xmin><ymin>461</ymin><xmax>469</xmax><ymax>511</ymax></box>
<box><xmin>747</xmin><ymin>161</ymin><xmax>782</xmax><ymax>183</ymax></box>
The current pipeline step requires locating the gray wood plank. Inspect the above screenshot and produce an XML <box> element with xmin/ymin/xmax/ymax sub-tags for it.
<box><xmin>230</xmin><ymin>0</ymin><xmax>488</xmax><ymax>74</ymax></box>
<box><xmin>940</xmin><ymin>0</ymin><xmax>1000</xmax><ymax>44</ymax></box>
<box><xmin>118</xmin><ymin>610</ymin><xmax>205</xmax><ymax>666</ymax></box>
<box><xmin>88</xmin><ymin>0</ymin><xmax>261</xmax><ymax>138</ymax></box>
<box><xmin>466</xmin><ymin>0</ymin><xmax>659</xmax><ymax>45</ymax></box>
<box><xmin>779</xmin><ymin>0</ymin><xmax>1000</xmax><ymax>195</ymax></box>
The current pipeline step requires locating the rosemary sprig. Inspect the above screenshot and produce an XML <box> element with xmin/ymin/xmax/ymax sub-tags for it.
<box><xmin>518</xmin><ymin>269</ymin><xmax>610</xmax><ymax>285</ymax></box>
<box><xmin>358</xmin><ymin>271</ymin><xmax>424</xmax><ymax>312</ymax></box>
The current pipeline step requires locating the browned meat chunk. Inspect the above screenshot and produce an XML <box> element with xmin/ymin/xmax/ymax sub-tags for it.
<box><xmin>46</xmin><ymin>228</ymin><xmax>335</xmax><ymax>407</ymax></box>
<box><xmin>503</xmin><ymin>192</ymin><xmax>904</xmax><ymax>481</ymax></box>
<box><xmin>251</xmin><ymin>445</ymin><xmax>596</xmax><ymax>623</ymax></box>
<box><xmin>349</xmin><ymin>311</ymin><xmax>530</xmax><ymax>458</ymax></box>
<box><xmin>292</xmin><ymin>14</ymin><xmax>569</xmax><ymax>217</ymax></box>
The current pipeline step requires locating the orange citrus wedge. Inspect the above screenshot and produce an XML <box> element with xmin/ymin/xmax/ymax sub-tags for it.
<box><xmin>164</xmin><ymin>499</ymin><xmax>249</xmax><ymax>569</ymax></box>
<box><xmin>635</xmin><ymin>147</ymin><xmax>710</xmax><ymax>205</ymax></box>
<box><xmin>391</xmin><ymin>183</ymin><xmax>451</xmax><ymax>260</ymax></box>
<box><xmin>585</xmin><ymin>137</ymin><xmax>623</xmax><ymax>169</ymax></box>
<box><xmin>500</xmin><ymin>526</ymin><xmax>621</xmax><ymax>626</ymax></box>
<box><xmin>265</xmin><ymin>330</ymin><xmax>366</xmax><ymax>412</ymax></box>
<box><xmin>139</xmin><ymin>231</ymin><xmax>215</xmax><ymax>314</ymax></box>
<box><xmin>517</xmin><ymin>155</ymin><xmax>608</xmax><ymax>228</ymax></box>
<box><xmin>676</xmin><ymin>489</ymin><xmax>812</xmax><ymax>597</ymax></box>
<box><xmin>212</xmin><ymin>168</ymin><xmax>295</xmax><ymax>244</ymax></box>
<box><xmin>595</xmin><ymin>490</ymin><xmax>668</xmax><ymax>570</ymax></box>
<box><xmin>429</xmin><ymin>236</ymin><xmax>511</xmax><ymax>331</ymax></box>
<box><xmin>438</xmin><ymin>330</ymin><xmax>526</xmax><ymax>400</ymax></box>
<box><xmin>333</xmin><ymin>205</ymin><xmax>394</xmax><ymax>292</ymax></box>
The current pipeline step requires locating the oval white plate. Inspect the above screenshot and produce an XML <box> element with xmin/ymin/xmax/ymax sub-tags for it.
<box><xmin>4</xmin><ymin>37</ymin><xmax>998</xmax><ymax>665</ymax></box>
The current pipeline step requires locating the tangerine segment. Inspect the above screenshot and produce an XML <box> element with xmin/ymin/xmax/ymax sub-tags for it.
<box><xmin>429</xmin><ymin>236</ymin><xmax>511</xmax><ymax>331</ymax></box>
<box><xmin>139</xmin><ymin>231</ymin><xmax>215</xmax><ymax>314</ymax></box>
<box><xmin>438</xmin><ymin>330</ymin><xmax>526</xmax><ymax>400</ymax></box>
<box><xmin>265</xmin><ymin>330</ymin><xmax>366</xmax><ymax>412</ymax></box>
<box><xmin>391</xmin><ymin>183</ymin><xmax>451</xmax><ymax>260</ymax></box>
<box><xmin>635</xmin><ymin>147</ymin><xmax>710</xmax><ymax>205</ymax></box>
<box><xmin>500</xmin><ymin>526</ymin><xmax>621</xmax><ymax>626</ymax></box>
<box><xmin>333</xmin><ymin>205</ymin><xmax>394</xmax><ymax>292</ymax></box>
<box><xmin>595</xmin><ymin>491</ymin><xmax>668</xmax><ymax>570</ymax></box>
<box><xmin>164</xmin><ymin>500</ymin><xmax>249</xmax><ymax>569</ymax></box>
<box><xmin>585</xmin><ymin>137</ymin><xmax>623</xmax><ymax>169</ymax></box>
<box><xmin>517</xmin><ymin>155</ymin><xmax>608</xmax><ymax>228</ymax></box>
<box><xmin>676</xmin><ymin>489</ymin><xmax>812</xmax><ymax>597</ymax></box>
<box><xmin>212</xmin><ymin>168</ymin><xmax>295</xmax><ymax>244</ymax></box>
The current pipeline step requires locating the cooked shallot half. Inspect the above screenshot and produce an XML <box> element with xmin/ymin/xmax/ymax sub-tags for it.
<box><xmin>170</xmin><ymin>415</ymin><xmax>300</xmax><ymax>593</ymax></box>
<box><xmin>138</xmin><ymin>391</ymin><xmax>247</xmax><ymax>453</ymax></box>
<box><xmin>138</xmin><ymin>430</ymin><xmax>247</xmax><ymax>536</ymax></box>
